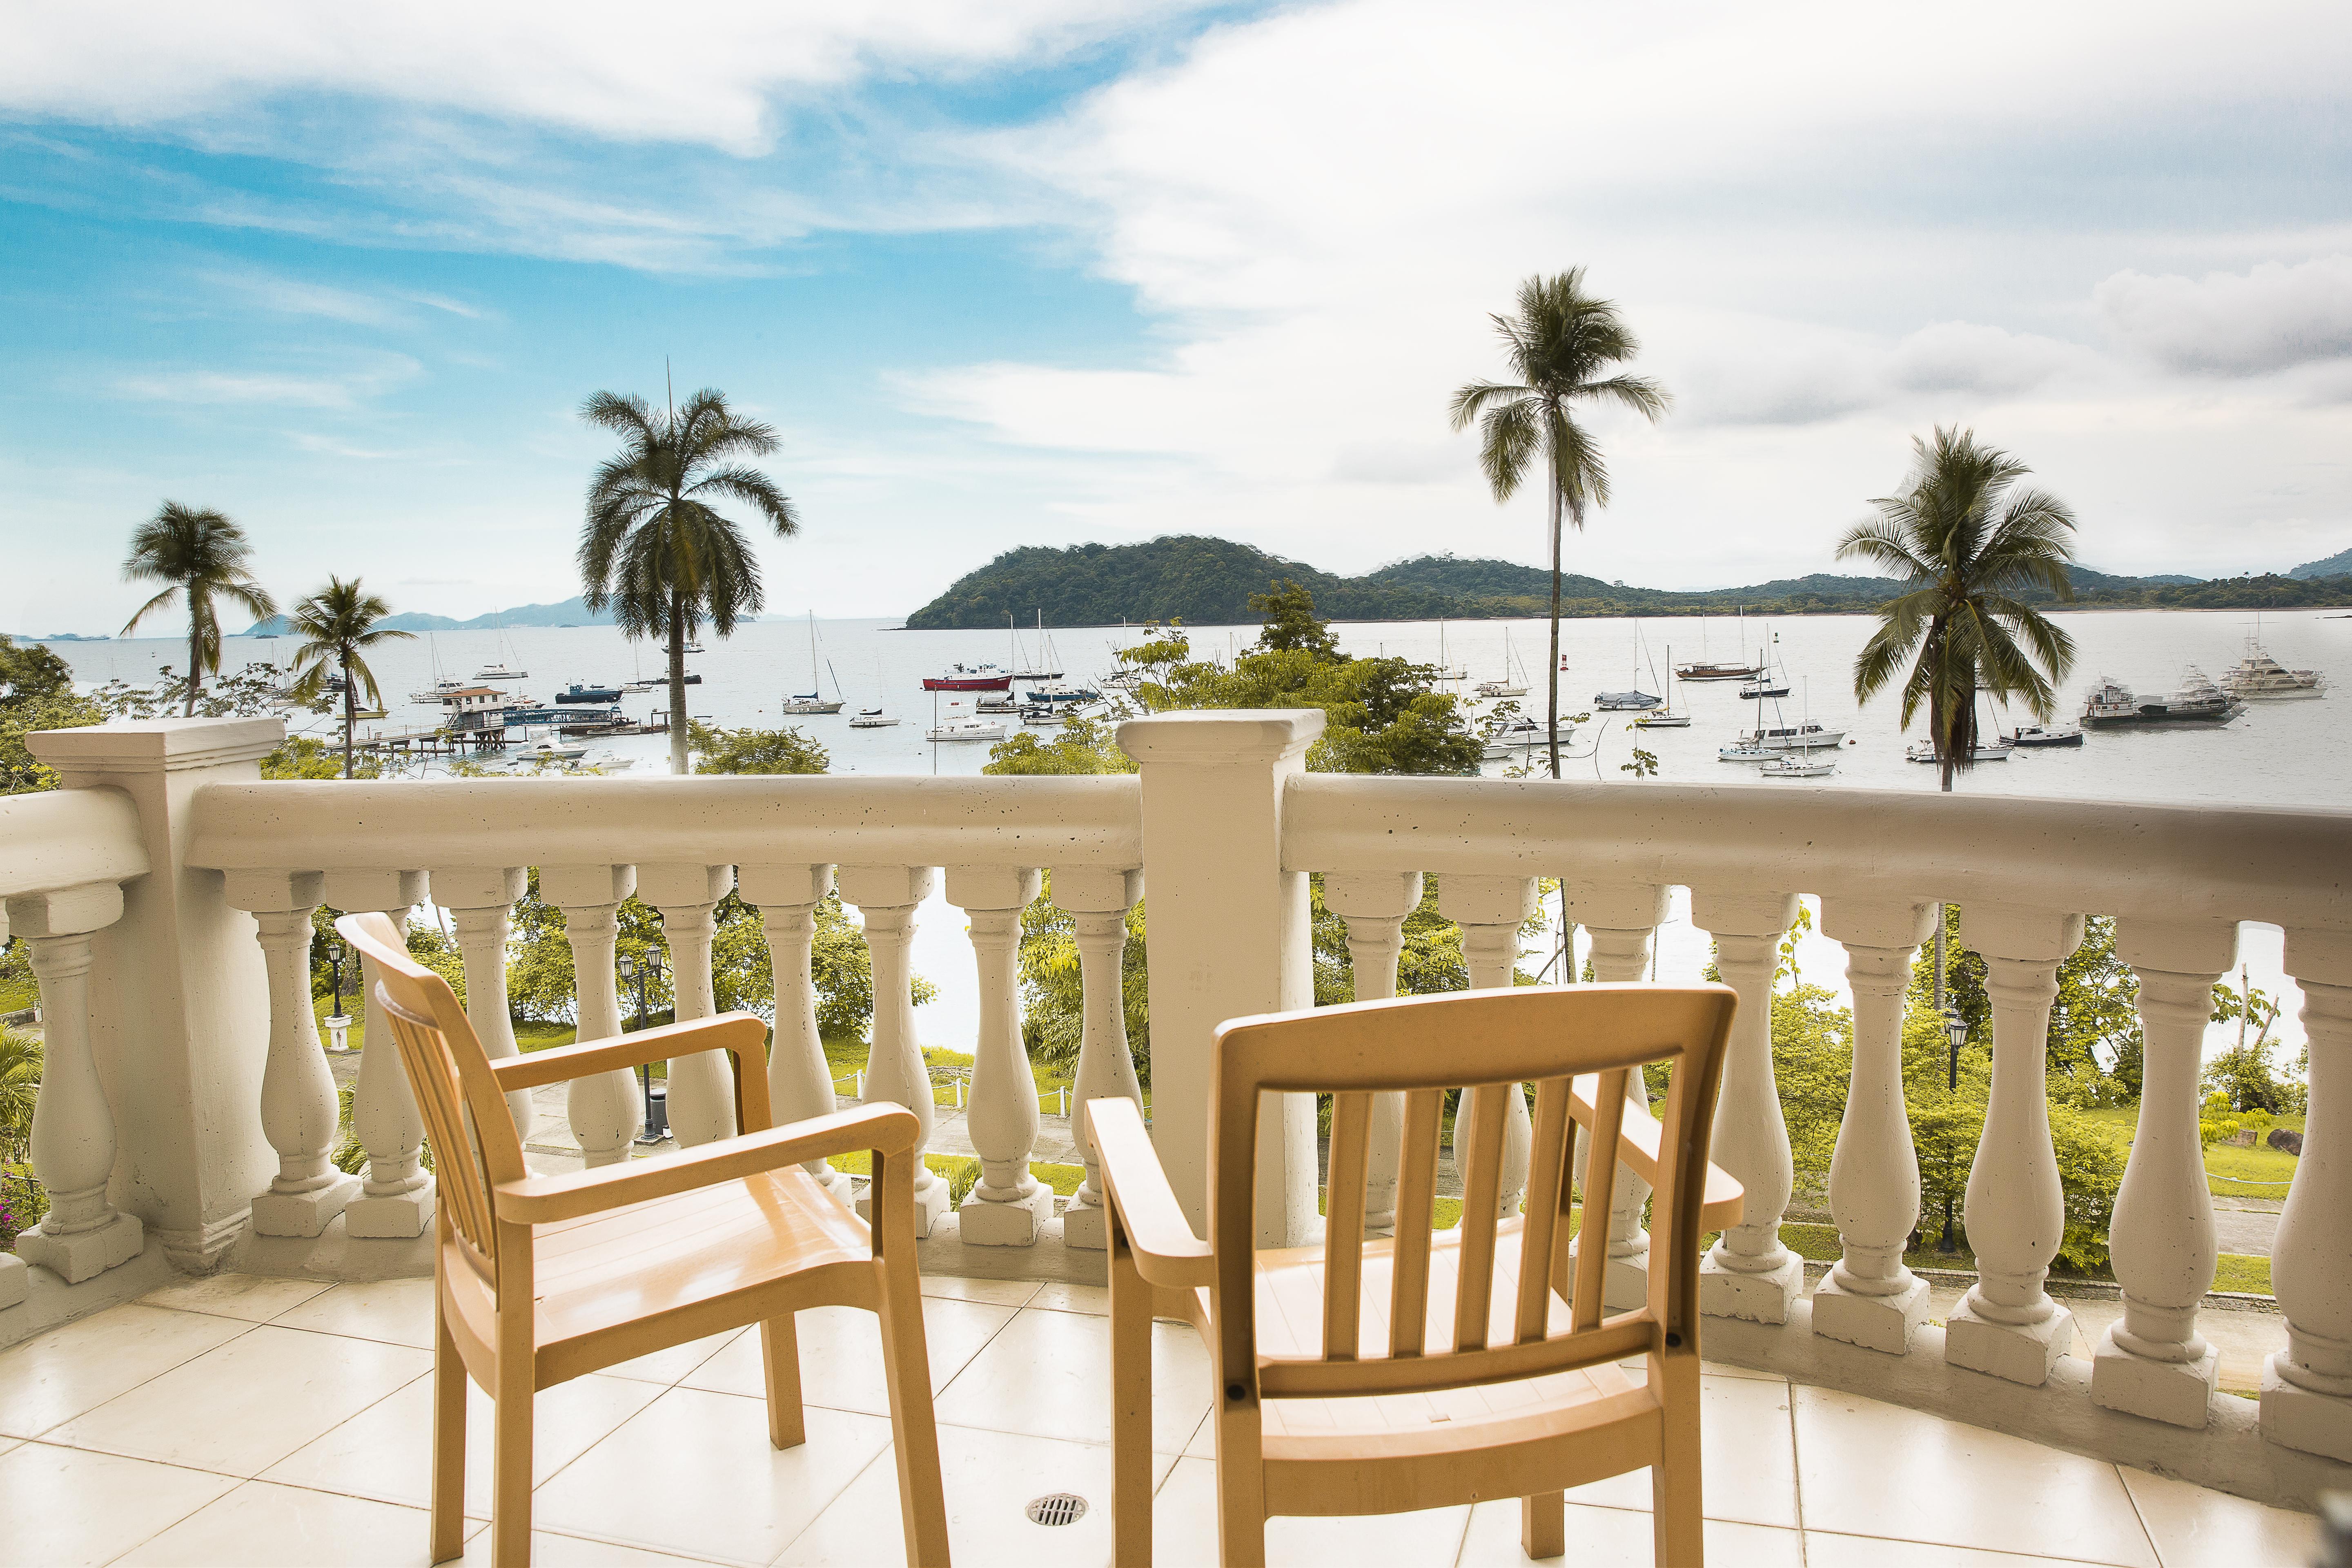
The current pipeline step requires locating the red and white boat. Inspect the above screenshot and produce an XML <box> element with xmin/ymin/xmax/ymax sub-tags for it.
<box><xmin>921</xmin><ymin>662</ymin><xmax>1012</xmax><ymax>692</ymax></box>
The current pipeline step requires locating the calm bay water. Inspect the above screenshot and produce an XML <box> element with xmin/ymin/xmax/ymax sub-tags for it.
<box><xmin>45</xmin><ymin>607</ymin><xmax>2348</xmax><ymax>1062</ymax></box>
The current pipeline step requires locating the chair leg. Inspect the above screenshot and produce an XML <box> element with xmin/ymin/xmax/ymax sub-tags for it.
<box><xmin>1521</xmin><ymin>1491</ymin><xmax>1565</xmax><ymax>1559</ymax></box>
<box><xmin>1652</xmin><ymin>1382</ymin><xmax>1705</xmax><ymax>1567</ymax></box>
<box><xmin>490</xmin><ymin>1354</ymin><xmax>535</xmax><ymax>1568</ymax></box>
<box><xmin>877</xmin><ymin>1257</ymin><xmax>949</xmax><ymax>1566</ymax></box>
<box><xmin>1211</xmin><ymin>1434</ymin><xmax>1267</xmax><ymax>1568</ymax></box>
<box><xmin>430</xmin><ymin>1304</ymin><xmax>468</xmax><ymax>1564</ymax></box>
<box><xmin>760</xmin><ymin>1314</ymin><xmax>806</xmax><ymax>1450</ymax></box>
<box><xmin>1109</xmin><ymin>1242</ymin><xmax>1153</xmax><ymax>1568</ymax></box>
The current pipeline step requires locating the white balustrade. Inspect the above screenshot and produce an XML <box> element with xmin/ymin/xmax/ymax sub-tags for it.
<box><xmin>1441</xmin><ymin>875</ymin><xmax>1537</xmax><ymax>1221</ymax></box>
<box><xmin>1692</xmin><ymin>890</ymin><xmax>1803</xmax><ymax>1323</ymax></box>
<box><xmin>637</xmin><ymin>863</ymin><xmax>737</xmax><ymax>1148</ymax></box>
<box><xmin>4</xmin><ymin>882</ymin><xmax>143</xmax><ymax>1283</ymax></box>
<box><xmin>947</xmin><ymin>865</ymin><xmax>1051</xmax><ymax>1245</ymax></box>
<box><xmin>433</xmin><ymin>867</ymin><xmax>537</xmax><ymax>1143</ymax></box>
<box><xmin>326</xmin><ymin>870</ymin><xmax>437</xmax><ymax>1237</ymax></box>
<box><xmin>1058</xmin><ymin>866</ymin><xmax>1145</xmax><ymax>1250</ymax></box>
<box><xmin>838</xmin><ymin>865</ymin><xmax>948</xmax><ymax>1235</ymax></box>
<box><xmin>541</xmin><ymin>865</ymin><xmax>644</xmax><ymax>1171</ymax></box>
<box><xmin>1947</xmin><ymin>903</ymin><xmax>2086</xmax><ymax>1385</ymax></box>
<box><xmin>2263</xmin><ymin>930</ymin><xmax>2352</xmax><ymax>1462</ymax></box>
<box><xmin>1814</xmin><ymin>898</ymin><xmax>1938</xmax><ymax>1353</ymax></box>
<box><xmin>226</xmin><ymin>871</ymin><xmax>363</xmax><ymax>1238</ymax></box>
<box><xmin>740</xmin><ymin>864</ymin><xmax>855</xmax><ymax>1205</ymax></box>
<box><xmin>1565</xmin><ymin>880</ymin><xmax>1669</xmax><ymax>1310</ymax></box>
<box><xmin>1322</xmin><ymin>871</ymin><xmax>1423</xmax><ymax>1238</ymax></box>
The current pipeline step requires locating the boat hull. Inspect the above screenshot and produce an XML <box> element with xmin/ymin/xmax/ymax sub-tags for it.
<box><xmin>922</xmin><ymin>676</ymin><xmax>1012</xmax><ymax>692</ymax></box>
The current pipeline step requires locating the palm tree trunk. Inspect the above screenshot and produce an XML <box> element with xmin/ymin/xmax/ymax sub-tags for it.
<box><xmin>185</xmin><ymin>607</ymin><xmax>202</xmax><ymax>718</ymax></box>
<box><xmin>668</xmin><ymin>594</ymin><xmax>690</xmax><ymax>776</ymax></box>
<box><xmin>1546</xmin><ymin>483</ymin><xmax>1564</xmax><ymax>780</ymax></box>
<box><xmin>341</xmin><ymin>652</ymin><xmax>356</xmax><ymax>780</ymax></box>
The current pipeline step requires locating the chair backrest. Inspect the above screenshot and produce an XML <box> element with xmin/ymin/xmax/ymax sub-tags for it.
<box><xmin>335</xmin><ymin>911</ymin><xmax>527</xmax><ymax>1283</ymax></box>
<box><xmin>1208</xmin><ymin>982</ymin><xmax>1736</xmax><ymax>1401</ymax></box>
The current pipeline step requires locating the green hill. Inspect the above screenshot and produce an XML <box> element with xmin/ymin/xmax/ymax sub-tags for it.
<box><xmin>2290</xmin><ymin>546</ymin><xmax>2352</xmax><ymax>581</ymax></box>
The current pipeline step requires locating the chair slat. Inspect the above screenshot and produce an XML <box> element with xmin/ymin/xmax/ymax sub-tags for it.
<box><xmin>1572</xmin><ymin>1068</ymin><xmax>1630</xmax><ymax>1334</ymax></box>
<box><xmin>1516</xmin><ymin>1078</ymin><xmax>1573</xmax><ymax>1344</ymax></box>
<box><xmin>1454</xmin><ymin>1084</ymin><xmax>1508</xmax><ymax>1352</ymax></box>
<box><xmin>1389</xmin><ymin>1090</ymin><xmax>1443</xmax><ymax>1357</ymax></box>
<box><xmin>1322</xmin><ymin>1092</ymin><xmax>1371</xmax><ymax>1361</ymax></box>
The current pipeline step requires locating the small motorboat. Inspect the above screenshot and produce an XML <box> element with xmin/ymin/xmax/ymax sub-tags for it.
<box><xmin>1633</xmin><ymin>711</ymin><xmax>1692</xmax><ymax>729</ymax></box>
<box><xmin>848</xmin><ymin>708</ymin><xmax>900</xmax><ymax>729</ymax></box>
<box><xmin>556</xmin><ymin>682</ymin><xmax>624</xmax><ymax>704</ymax></box>
<box><xmin>1907</xmin><ymin>740</ymin><xmax>2013</xmax><ymax>763</ymax></box>
<box><xmin>2009</xmin><ymin>724</ymin><xmax>2085</xmax><ymax>748</ymax></box>
<box><xmin>1738</xmin><ymin>681</ymin><xmax>1791</xmax><ymax>699</ymax></box>
<box><xmin>1593</xmin><ymin>689</ymin><xmax>1663</xmax><ymax>712</ymax></box>
<box><xmin>926</xmin><ymin>719</ymin><xmax>1007</xmax><ymax>742</ymax></box>
<box><xmin>1020</xmin><ymin>705</ymin><xmax>1064</xmax><ymax>726</ymax></box>
<box><xmin>524</xmin><ymin>742</ymin><xmax>588</xmax><ymax>761</ymax></box>
<box><xmin>1718</xmin><ymin>743</ymin><xmax>1775</xmax><ymax>762</ymax></box>
<box><xmin>473</xmin><ymin>663</ymin><xmax>526</xmax><ymax>681</ymax></box>
<box><xmin>1760</xmin><ymin>756</ymin><xmax>1836</xmax><ymax>779</ymax></box>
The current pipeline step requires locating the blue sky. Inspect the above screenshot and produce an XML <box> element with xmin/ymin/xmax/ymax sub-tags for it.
<box><xmin>4</xmin><ymin>1</ymin><xmax>2350</xmax><ymax>633</ymax></box>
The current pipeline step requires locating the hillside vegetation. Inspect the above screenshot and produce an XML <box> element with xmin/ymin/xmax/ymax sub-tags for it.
<box><xmin>903</xmin><ymin>535</ymin><xmax>2352</xmax><ymax>628</ymax></box>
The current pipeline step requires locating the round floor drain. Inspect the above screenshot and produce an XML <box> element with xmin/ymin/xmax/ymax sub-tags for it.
<box><xmin>1026</xmin><ymin>1493</ymin><xmax>1089</xmax><ymax>1526</ymax></box>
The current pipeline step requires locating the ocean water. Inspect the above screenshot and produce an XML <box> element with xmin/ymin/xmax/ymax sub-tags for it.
<box><xmin>43</xmin><ymin>608</ymin><xmax>2348</xmax><ymax>1064</ymax></box>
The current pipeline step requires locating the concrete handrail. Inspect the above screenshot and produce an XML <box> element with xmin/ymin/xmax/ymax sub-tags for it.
<box><xmin>0</xmin><ymin>787</ymin><xmax>148</xmax><ymax>900</ymax></box>
<box><xmin>185</xmin><ymin>773</ymin><xmax>1143</xmax><ymax>873</ymax></box>
<box><xmin>1281</xmin><ymin>773</ymin><xmax>2352</xmax><ymax>932</ymax></box>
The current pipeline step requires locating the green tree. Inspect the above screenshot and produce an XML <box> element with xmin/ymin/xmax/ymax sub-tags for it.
<box><xmin>2047</xmin><ymin>917</ymin><xmax>2143</xmax><ymax>1107</ymax></box>
<box><xmin>1838</xmin><ymin>428</ymin><xmax>2080</xmax><ymax>791</ymax></box>
<box><xmin>287</xmin><ymin>577</ymin><xmax>414</xmax><ymax>778</ymax></box>
<box><xmin>2204</xmin><ymin>977</ymin><xmax>2301</xmax><ymax>1113</ymax></box>
<box><xmin>0</xmin><ymin>1025</ymin><xmax>38</xmax><ymax>1164</ymax></box>
<box><xmin>1450</xmin><ymin>270</ymin><xmax>1669</xmax><ymax>777</ymax></box>
<box><xmin>688</xmin><ymin>720</ymin><xmax>829</xmax><ymax>775</ymax></box>
<box><xmin>1250</xmin><ymin>579</ymin><xmax>1341</xmax><ymax>659</ymax></box>
<box><xmin>982</xmin><ymin>713</ymin><xmax>1136</xmax><ymax>776</ymax></box>
<box><xmin>0</xmin><ymin>635</ymin><xmax>101</xmax><ymax>794</ymax></box>
<box><xmin>579</xmin><ymin>388</ymin><xmax>799</xmax><ymax>776</ymax></box>
<box><xmin>118</xmin><ymin>502</ymin><xmax>278</xmax><ymax>716</ymax></box>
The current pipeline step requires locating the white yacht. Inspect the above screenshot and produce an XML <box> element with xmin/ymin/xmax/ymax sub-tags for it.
<box><xmin>1759</xmin><ymin>755</ymin><xmax>1836</xmax><ymax>778</ymax></box>
<box><xmin>849</xmin><ymin>708</ymin><xmax>900</xmax><ymax>729</ymax></box>
<box><xmin>1480</xmin><ymin>716</ymin><xmax>1575</xmax><ymax>760</ymax></box>
<box><xmin>1718</xmin><ymin>742</ymin><xmax>1774</xmax><ymax>762</ymax></box>
<box><xmin>1906</xmin><ymin>739</ymin><xmax>2013</xmax><ymax>764</ymax></box>
<box><xmin>472</xmin><ymin>663</ymin><xmax>526</xmax><ymax>682</ymax></box>
<box><xmin>1742</xmin><ymin>722</ymin><xmax>1845</xmax><ymax>751</ymax></box>
<box><xmin>926</xmin><ymin>718</ymin><xmax>1006</xmax><ymax>742</ymax></box>
<box><xmin>2218</xmin><ymin>638</ymin><xmax>2326</xmax><ymax>700</ymax></box>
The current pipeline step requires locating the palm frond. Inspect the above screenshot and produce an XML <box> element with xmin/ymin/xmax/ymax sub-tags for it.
<box><xmin>1447</xmin><ymin>381</ymin><xmax>1531</xmax><ymax>432</ymax></box>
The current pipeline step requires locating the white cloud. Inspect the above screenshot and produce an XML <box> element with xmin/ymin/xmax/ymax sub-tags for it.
<box><xmin>2096</xmin><ymin>255</ymin><xmax>2352</xmax><ymax>376</ymax></box>
<box><xmin>115</xmin><ymin>353</ymin><xmax>422</xmax><ymax>410</ymax></box>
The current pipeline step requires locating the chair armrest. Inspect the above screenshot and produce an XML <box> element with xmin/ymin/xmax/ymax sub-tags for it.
<box><xmin>1087</xmin><ymin>1098</ymin><xmax>1213</xmax><ymax>1288</ymax></box>
<box><xmin>490</xmin><ymin>1013</ymin><xmax>773</xmax><ymax>1130</ymax></box>
<box><xmin>492</xmin><ymin>1103</ymin><xmax>916</xmax><ymax>1224</ymax></box>
<box><xmin>1568</xmin><ymin>1074</ymin><xmax>1744</xmax><ymax>1232</ymax></box>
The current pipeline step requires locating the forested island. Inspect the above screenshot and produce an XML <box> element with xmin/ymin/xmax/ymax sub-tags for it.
<box><xmin>902</xmin><ymin>536</ymin><xmax>2352</xmax><ymax>629</ymax></box>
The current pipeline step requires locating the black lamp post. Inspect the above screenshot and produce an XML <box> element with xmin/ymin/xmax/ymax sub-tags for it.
<box><xmin>618</xmin><ymin>951</ymin><xmax>668</xmax><ymax>1144</ymax></box>
<box><xmin>326</xmin><ymin>940</ymin><xmax>347</xmax><ymax>1016</ymax></box>
<box><xmin>1939</xmin><ymin>1004</ymin><xmax>1968</xmax><ymax>1254</ymax></box>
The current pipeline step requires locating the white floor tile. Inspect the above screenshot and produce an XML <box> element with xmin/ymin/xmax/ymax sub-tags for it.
<box><xmin>530</xmin><ymin>1387</ymin><xmax>892</xmax><ymax>1565</ymax></box>
<box><xmin>268</xmin><ymin>1276</ymin><xmax>437</xmax><ymax>1349</ymax></box>
<box><xmin>260</xmin><ymin>1371</ymin><xmax>662</xmax><ymax>1517</ymax></box>
<box><xmin>449</xmin><ymin>1529</ymin><xmax>728</xmax><ymax>1566</ymax></box>
<box><xmin>0</xmin><ymin>1440</ymin><xmax>239</xmax><ymax>1567</ymax></box>
<box><xmin>112</xmin><ymin>1479</ymin><xmax>448</xmax><ymax>1566</ymax></box>
<box><xmin>1155</xmin><ymin>1454</ymin><xmax>1473</xmax><ymax>1567</ymax></box>
<box><xmin>139</xmin><ymin>1272</ymin><xmax>335</xmax><ymax>1324</ymax></box>
<box><xmin>1552</xmin><ymin>1372</ymin><xmax>1800</xmax><ymax>1528</ymax></box>
<box><xmin>919</xmin><ymin>1276</ymin><xmax>1042</xmax><ymax>1307</ymax></box>
<box><xmin>775</xmin><ymin>1421</ymin><xmax>1178</xmax><ymax>1567</ymax></box>
<box><xmin>931</xmin><ymin>1305</ymin><xmax>1211</xmax><ymax>1454</ymax></box>
<box><xmin>1791</xmin><ymin>1385</ymin><xmax>2159</xmax><ymax>1567</ymax></box>
<box><xmin>45</xmin><ymin>1324</ymin><xmax>430</xmax><ymax>1477</ymax></box>
<box><xmin>1459</xmin><ymin>1497</ymin><xmax>1803</xmax><ymax>1568</ymax></box>
<box><xmin>0</xmin><ymin>1304</ymin><xmax>252</xmax><ymax>1438</ymax></box>
<box><xmin>680</xmin><ymin>1298</ymin><xmax>1016</xmax><ymax>1414</ymax></box>
<box><xmin>1027</xmin><ymin>1282</ymin><xmax>1111</xmax><ymax>1315</ymax></box>
<box><xmin>2117</xmin><ymin>1466</ymin><xmax>2322</xmax><ymax>1568</ymax></box>
<box><xmin>1804</xmin><ymin>1530</ymin><xmax>2124</xmax><ymax>1567</ymax></box>
<box><xmin>596</xmin><ymin>1328</ymin><xmax>745</xmax><ymax>1387</ymax></box>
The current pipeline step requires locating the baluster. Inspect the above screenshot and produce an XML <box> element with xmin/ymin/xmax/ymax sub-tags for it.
<box><xmin>1815</xmin><ymin>898</ymin><xmax>1938</xmax><ymax>1353</ymax></box>
<box><xmin>2091</xmin><ymin>917</ymin><xmax>2238</xmax><ymax>1424</ymax></box>
<box><xmin>1442</xmin><ymin>876</ymin><xmax>1537</xmax><ymax>1220</ymax></box>
<box><xmin>1057</xmin><ymin>868</ymin><xmax>1146</xmax><ymax>1250</ymax></box>
<box><xmin>739</xmin><ymin>865</ymin><xmax>855</xmax><ymax>1204</ymax></box>
<box><xmin>327</xmin><ymin>871</ymin><xmax>438</xmax><ymax>1236</ymax></box>
<box><xmin>433</xmin><ymin>867</ymin><xmax>536</xmax><ymax>1143</ymax></box>
<box><xmin>1323</xmin><ymin>872</ymin><xmax>1423</xmax><ymax>1237</ymax></box>
<box><xmin>541</xmin><ymin>865</ymin><xmax>644</xmax><ymax>1171</ymax></box>
<box><xmin>636</xmin><ymin>864</ymin><xmax>737</xmax><ymax>1148</ymax></box>
<box><xmin>1692</xmin><ymin>890</ymin><xmax>1803</xmax><ymax>1323</ymax></box>
<box><xmin>839</xmin><ymin>866</ymin><xmax>947</xmax><ymax>1235</ymax></box>
<box><xmin>1565</xmin><ymin>881</ymin><xmax>1668</xmax><ymax>1310</ymax></box>
<box><xmin>4</xmin><ymin>883</ymin><xmax>143</xmax><ymax>1281</ymax></box>
<box><xmin>226</xmin><ymin>871</ymin><xmax>362</xmax><ymax>1238</ymax></box>
<box><xmin>946</xmin><ymin>866</ymin><xmax>1050</xmax><ymax>1245</ymax></box>
<box><xmin>1947</xmin><ymin>903</ymin><xmax>2086</xmax><ymax>1385</ymax></box>
<box><xmin>2262</xmin><ymin>930</ymin><xmax>2352</xmax><ymax>1462</ymax></box>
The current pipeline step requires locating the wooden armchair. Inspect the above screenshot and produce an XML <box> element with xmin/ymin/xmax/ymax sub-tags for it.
<box><xmin>1091</xmin><ymin>983</ymin><xmax>1744</xmax><ymax>1568</ymax></box>
<box><xmin>334</xmin><ymin>913</ymin><xmax>949</xmax><ymax>1568</ymax></box>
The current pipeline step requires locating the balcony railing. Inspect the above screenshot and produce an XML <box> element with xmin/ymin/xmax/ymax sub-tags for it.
<box><xmin>1</xmin><ymin>710</ymin><xmax>2346</xmax><ymax>1513</ymax></box>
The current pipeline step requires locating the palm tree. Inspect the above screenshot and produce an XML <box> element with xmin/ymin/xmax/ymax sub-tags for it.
<box><xmin>1450</xmin><ymin>271</ymin><xmax>1668</xmax><ymax>778</ymax></box>
<box><xmin>120</xmin><ymin>502</ymin><xmax>278</xmax><ymax>715</ymax></box>
<box><xmin>578</xmin><ymin>388</ymin><xmax>798</xmax><ymax>775</ymax></box>
<box><xmin>1839</xmin><ymin>425</ymin><xmax>2080</xmax><ymax>794</ymax></box>
<box><xmin>287</xmin><ymin>577</ymin><xmax>413</xmax><ymax>778</ymax></box>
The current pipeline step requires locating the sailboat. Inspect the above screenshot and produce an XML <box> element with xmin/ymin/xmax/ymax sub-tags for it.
<box><xmin>473</xmin><ymin>615</ymin><xmax>528</xmax><ymax>681</ymax></box>
<box><xmin>1475</xmin><ymin>627</ymin><xmax>1529</xmax><ymax>697</ymax></box>
<box><xmin>409</xmin><ymin>634</ymin><xmax>465</xmax><ymax>703</ymax></box>
<box><xmin>1739</xmin><ymin>630</ymin><xmax>1790</xmax><ymax>699</ymax></box>
<box><xmin>1431</xmin><ymin>620</ymin><xmax>1467</xmax><ymax>682</ymax></box>
<box><xmin>1757</xmin><ymin>679</ymin><xmax>1840</xmax><ymax>776</ymax></box>
<box><xmin>1595</xmin><ymin>619</ymin><xmax>1663</xmax><ymax>710</ymax></box>
<box><xmin>1676</xmin><ymin>607</ymin><xmax>1763</xmax><ymax>682</ymax></box>
<box><xmin>780</xmin><ymin>613</ymin><xmax>844</xmax><ymax>715</ymax></box>
<box><xmin>849</xmin><ymin>651</ymin><xmax>898</xmax><ymax>728</ymax></box>
<box><xmin>1635</xmin><ymin>641</ymin><xmax>1691</xmax><ymax>728</ymax></box>
<box><xmin>1012</xmin><ymin>612</ymin><xmax>1063</xmax><ymax>681</ymax></box>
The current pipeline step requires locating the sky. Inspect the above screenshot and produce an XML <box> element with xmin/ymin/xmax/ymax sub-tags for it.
<box><xmin>3</xmin><ymin>0</ymin><xmax>2350</xmax><ymax>633</ymax></box>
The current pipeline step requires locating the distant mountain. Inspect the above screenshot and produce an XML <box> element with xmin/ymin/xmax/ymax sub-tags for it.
<box><xmin>903</xmin><ymin>537</ymin><xmax>2350</xmax><ymax>628</ymax></box>
<box><xmin>2290</xmin><ymin>546</ymin><xmax>2352</xmax><ymax>581</ymax></box>
<box><xmin>237</xmin><ymin>595</ymin><xmax>680</xmax><ymax>636</ymax></box>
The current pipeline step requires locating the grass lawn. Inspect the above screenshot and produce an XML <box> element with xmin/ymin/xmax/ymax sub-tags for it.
<box><xmin>2078</xmin><ymin>1104</ymin><xmax>2301</xmax><ymax>1199</ymax></box>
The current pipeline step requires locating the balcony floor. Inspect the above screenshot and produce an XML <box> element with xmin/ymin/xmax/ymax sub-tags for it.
<box><xmin>0</xmin><ymin>1272</ymin><xmax>2320</xmax><ymax>1568</ymax></box>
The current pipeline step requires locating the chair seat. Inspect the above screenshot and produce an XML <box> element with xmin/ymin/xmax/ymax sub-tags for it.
<box><xmin>448</xmin><ymin>1165</ymin><xmax>872</xmax><ymax>1381</ymax></box>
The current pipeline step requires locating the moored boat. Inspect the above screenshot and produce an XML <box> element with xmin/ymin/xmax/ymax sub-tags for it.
<box><xmin>2218</xmin><ymin>638</ymin><xmax>2326</xmax><ymax>700</ymax></box>
<box><xmin>2009</xmin><ymin>724</ymin><xmax>2084</xmax><ymax>748</ymax></box>
<box><xmin>922</xmin><ymin>662</ymin><xmax>1013</xmax><ymax>692</ymax></box>
<box><xmin>2080</xmin><ymin>670</ymin><xmax>2239</xmax><ymax>726</ymax></box>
